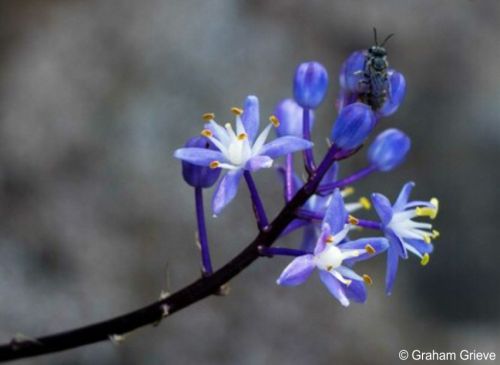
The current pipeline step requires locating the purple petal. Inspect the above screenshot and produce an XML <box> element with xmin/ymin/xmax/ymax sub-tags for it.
<box><xmin>385</xmin><ymin>227</ymin><xmax>408</xmax><ymax>259</ymax></box>
<box><xmin>371</xmin><ymin>193</ymin><xmax>393</xmax><ymax>225</ymax></box>
<box><xmin>385</xmin><ymin>244</ymin><xmax>400</xmax><ymax>295</ymax></box>
<box><xmin>300</xmin><ymin>224</ymin><xmax>319</xmax><ymax>252</ymax></box>
<box><xmin>323</xmin><ymin>189</ymin><xmax>347</xmax><ymax>234</ymax></box>
<box><xmin>344</xmin><ymin>279</ymin><xmax>367</xmax><ymax>303</ymax></box>
<box><xmin>321</xmin><ymin>162</ymin><xmax>339</xmax><ymax>185</ymax></box>
<box><xmin>341</xmin><ymin>237</ymin><xmax>389</xmax><ymax>265</ymax></box>
<box><xmin>376</xmin><ymin>70</ymin><xmax>406</xmax><ymax>118</ymax></box>
<box><xmin>339</xmin><ymin>50</ymin><xmax>366</xmax><ymax>92</ymax></box>
<box><xmin>405</xmin><ymin>239</ymin><xmax>434</xmax><ymax>255</ymax></box>
<box><xmin>393</xmin><ymin>181</ymin><xmax>415</xmax><ymax>212</ymax></box>
<box><xmin>245</xmin><ymin>155</ymin><xmax>273</xmax><ymax>172</ymax></box>
<box><xmin>336</xmin><ymin>266</ymin><xmax>363</xmax><ymax>281</ymax></box>
<box><xmin>174</xmin><ymin>148</ymin><xmax>227</xmax><ymax>167</ymax></box>
<box><xmin>277</xmin><ymin>255</ymin><xmax>315</xmax><ymax>286</ymax></box>
<box><xmin>242</xmin><ymin>95</ymin><xmax>260</xmax><ymax>142</ymax></box>
<box><xmin>259</xmin><ymin>136</ymin><xmax>313</xmax><ymax>159</ymax></box>
<box><xmin>314</xmin><ymin>223</ymin><xmax>331</xmax><ymax>255</ymax></box>
<box><xmin>281</xmin><ymin>219</ymin><xmax>309</xmax><ymax>237</ymax></box>
<box><xmin>211</xmin><ymin>169</ymin><xmax>243</xmax><ymax>215</ymax></box>
<box><xmin>318</xmin><ymin>270</ymin><xmax>349</xmax><ymax>306</ymax></box>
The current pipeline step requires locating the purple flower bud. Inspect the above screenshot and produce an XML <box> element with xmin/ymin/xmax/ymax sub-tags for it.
<box><xmin>293</xmin><ymin>62</ymin><xmax>329</xmax><ymax>109</ymax></box>
<box><xmin>339</xmin><ymin>50</ymin><xmax>366</xmax><ymax>92</ymax></box>
<box><xmin>181</xmin><ymin>136</ymin><xmax>221</xmax><ymax>188</ymax></box>
<box><xmin>330</xmin><ymin>102</ymin><xmax>376</xmax><ymax>150</ymax></box>
<box><xmin>274</xmin><ymin>98</ymin><xmax>314</xmax><ymax>138</ymax></box>
<box><xmin>376</xmin><ymin>71</ymin><xmax>406</xmax><ymax>117</ymax></box>
<box><xmin>367</xmin><ymin>128</ymin><xmax>411</xmax><ymax>171</ymax></box>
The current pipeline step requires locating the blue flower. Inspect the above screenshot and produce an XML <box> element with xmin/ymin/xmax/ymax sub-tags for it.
<box><xmin>274</xmin><ymin>98</ymin><xmax>314</xmax><ymax>138</ymax></box>
<box><xmin>181</xmin><ymin>136</ymin><xmax>221</xmax><ymax>188</ymax></box>
<box><xmin>293</xmin><ymin>62</ymin><xmax>329</xmax><ymax>109</ymax></box>
<box><xmin>174</xmin><ymin>95</ymin><xmax>313</xmax><ymax>215</ymax></box>
<box><xmin>371</xmin><ymin>182</ymin><xmax>439</xmax><ymax>294</ymax></box>
<box><xmin>367</xmin><ymin>128</ymin><xmax>411</xmax><ymax>172</ymax></box>
<box><xmin>276</xmin><ymin>189</ymin><xmax>388</xmax><ymax>306</ymax></box>
<box><xmin>331</xmin><ymin>102</ymin><xmax>376</xmax><ymax>150</ymax></box>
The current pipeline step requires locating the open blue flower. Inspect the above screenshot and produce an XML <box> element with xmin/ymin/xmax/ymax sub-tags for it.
<box><xmin>174</xmin><ymin>96</ymin><xmax>313</xmax><ymax>215</ymax></box>
<box><xmin>277</xmin><ymin>162</ymin><xmax>371</xmax><ymax>251</ymax></box>
<box><xmin>371</xmin><ymin>182</ymin><xmax>439</xmax><ymax>294</ymax></box>
<box><xmin>276</xmin><ymin>189</ymin><xmax>388</xmax><ymax>307</ymax></box>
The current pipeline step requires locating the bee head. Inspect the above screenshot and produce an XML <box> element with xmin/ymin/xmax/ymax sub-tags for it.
<box><xmin>369</xmin><ymin>46</ymin><xmax>387</xmax><ymax>58</ymax></box>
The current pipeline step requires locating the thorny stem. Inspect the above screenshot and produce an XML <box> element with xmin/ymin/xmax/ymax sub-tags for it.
<box><xmin>0</xmin><ymin>144</ymin><xmax>358</xmax><ymax>362</ymax></box>
<box><xmin>243</xmin><ymin>170</ymin><xmax>269</xmax><ymax>230</ymax></box>
<box><xmin>302</xmin><ymin>108</ymin><xmax>316</xmax><ymax>175</ymax></box>
<box><xmin>195</xmin><ymin>187</ymin><xmax>213</xmax><ymax>275</ymax></box>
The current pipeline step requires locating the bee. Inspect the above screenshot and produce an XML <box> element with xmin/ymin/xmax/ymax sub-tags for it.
<box><xmin>358</xmin><ymin>28</ymin><xmax>394</xmax><ymax>111</ymax></box>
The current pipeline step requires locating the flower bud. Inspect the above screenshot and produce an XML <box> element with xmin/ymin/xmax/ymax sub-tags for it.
<box><xmin>181</xmin><ymin>136</ymin><xmax>221</xmax><ymax>188</ymax></box>
<box><xmin>293</xmin><ymin>62</ymin><xmax>329</xmax><ymax>109</ymax></box>
<box><xmin>367</xmin><ymin>128</ymin><xmax>410</xmax><ymax>171</ymax></box>
<box><xmin>376</xmin><ymin>71</ymin><xmax>406</xmax><ymax>117</ymax></box>
<box><xmin>339</xmin><ymin>50</ymin><xmax>366</xmax><ymax>92</ymax></box>
<box><xmin>330</xmin><ymin>102</ymin><xmax>376</xmax><ymax>150</ymax></box>
<box><xmin>274</xmin><ymin>99</ymin><xmax>314</xmax><ymax>138</ymax></box>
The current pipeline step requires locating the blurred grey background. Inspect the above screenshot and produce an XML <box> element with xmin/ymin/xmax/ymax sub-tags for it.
<box><xmin>0</xmin><ymin>1</ymin><xmax>499</xmax><ymax>364</ymax></box>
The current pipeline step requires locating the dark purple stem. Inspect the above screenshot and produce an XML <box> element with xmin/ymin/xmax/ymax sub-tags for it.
<box><xmin>195</xmin><ymin>187</ymin><xmax>213</xmax><ymax>275</ymax></box>
<box><xmin>259</xmin><ymin>246</ymin><xmax>309</xmax><ymax>257</ymax></box>
<box><xmin>285</xmin><ymin>154</ymin><xmax>294</xmax><ymax>202</ymax></box>
<box><xmin>317</xmin><ymin>165</ymin><xmax>377</xmax><ymax>195</ymax></box>
<box><xmin>243</xmin><ymin>170</ymin><xmax>269</xmax><ymax>230</ymax></box>
<box><xmin>295</xmin><ymin>208</ymin><xmax>321</xmax><ymax>221</ymax></box>
<box><xmin>302</xmin><ymin>107</ymin><xmax>316</xmax><ymax>175</ymax></box>
<box><xmin>0</xmin><ymin>143</ymin><xmax>359</xmax><ymax>362</ymax></box>
<box><xmin>355</xmin><ymin>219</ymin><xmax>382</xmax><ymax>231</ymax></box>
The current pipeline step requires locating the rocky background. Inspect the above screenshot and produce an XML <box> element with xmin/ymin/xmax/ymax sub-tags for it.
<box><xmin>0</xmin><ymin>1</ymin><xmax>499</xmax><ymax>364</ymax></box>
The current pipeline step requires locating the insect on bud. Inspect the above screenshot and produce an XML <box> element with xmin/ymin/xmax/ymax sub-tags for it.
<box><xmin>330</xmin><ymin>102</ymin><xmax>376</xmax><ymax>150</ymax></box>
<box><xmin>274</xmin><ymin>99</ymin><xmax>314</xmax><ymax>138</ymax></box>
<box><xmin>293</xmin><ymin>62</ymin><xmax>329</xmax><ymax>109</ymax></box>
<box><xmin>181</xmin><ymin>136</ymin><xmax>221</xmax><ymax>188</ymax></box>
<box><xmin>367</xmin><ymin>128</ymin><xmax>411</xmax><ymax>172</ymax></box>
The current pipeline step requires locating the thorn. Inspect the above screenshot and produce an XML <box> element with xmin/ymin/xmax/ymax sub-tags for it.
<box><xmin>215</xmin><ymin>283</ymin><xmax>231</xmax><ymax>296</ymax></box>
<box><xmin>109</xmin><ymin>334</ymin><xmax>127</xmax><ymax>345</ymax></box>
<box><xmin>161</xmin><ymin>304</ymin><xmax>170</xmax><ymax>317</ymax></box>
<box><xmin>159</xmin><ymin>290</ymin><xmax>170</xmax><ymax>300</ymax></box>
<box><xmin>10</xmin><ymin>334</ymin><xmax>42</xmax><ymax>350</ymax></box>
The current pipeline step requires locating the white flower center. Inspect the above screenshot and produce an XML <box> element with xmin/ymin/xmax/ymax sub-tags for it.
<box><xmin>315</xmin><ymin>246</ymin><xmax>344</xmax><ymax>271</ymax></box>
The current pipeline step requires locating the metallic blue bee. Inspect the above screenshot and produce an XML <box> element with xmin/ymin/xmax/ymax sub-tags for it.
<box><xmin>358</xmin><ymin>28</ymin><xmax>394</xmax><ymax>111</ymax></box>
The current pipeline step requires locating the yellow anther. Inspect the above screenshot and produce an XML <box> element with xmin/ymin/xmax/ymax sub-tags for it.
<box><xmin>359</xmin><ymin>197</ymin><xmax>371</xmax><ymax>210</ymax></box>
<box><xmin>415</xmin><ymin>207</ymin><xmax>437</xmax><ymax>220</ymax></box>
<box><xmin>365</xmin><ymin>244</ymin><xmax>376</xmax><ymax>255</ymax></box>
<box><xmin>209</xmin><ymin>161</ymin><xmax>220</xmax><ymax>169</ymax></box>
<box><xmin>201</xmin><ymin>129</ymin><xmax>213</xmax><ymax>138</ymax></box>
<box><xmin>237</xmin><ymin>133</ymin><xmax>248</xmax><ymax>141</ymax></box>
<box><xmin>348</xmin><ymin>215</ymin><xmax>359</xmax><ymax>225</ymax></box>
<box><xmin>342</xmin><ymin>187</ymin><xmax>355</xmax><ymax>197</ymax></box>
<box><xmin>202</xmin><ymin>113</ymin><xmax>215</xmax><ymax>121</ymax></box>
<box><xmin>432</xmin><ymin>229</ymin><xmax>440</xmax><ymax>239</ymax></box>
<box><xmin>345</xmin><ymin>279</ymin><xmax>352</xmax><ymax>286</ymax></box>
<box><xmin>420</xmin><ymin>253</ymin><xmax>430</xmax><ymax>266</ymax></box>
<box><xmin>362</xmin><ymin>274</ymin><xmax>373</xmax><ymax>285</ymax></box>
<box><xmin>230</xmin><ymin>107</ymin><xmax>243</xmax><ymax>116</ymax></box>
<box><xmin>269</xmin><ymin>115</ymin><xmax>280</xmax><ymax>127</ymax></box>
<box><xmin>326</xmin><ymin>235</ymin><xmax>335</xmax><ymax>244</ymax></box>
<box><xmin>423</xmin><ymin>234</ymin><xmax>431</xmax><ymax>244</ymax></box>
<box><xmin>326</xmin><ymin>265</ymin><xmax>333</xmax><ymax>271</ymax></box>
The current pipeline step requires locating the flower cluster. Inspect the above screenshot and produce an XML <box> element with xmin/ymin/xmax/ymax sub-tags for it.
<box><xmin>174</xmin><ymin>48</ymin><xmax>439</xmax><ymax>306</ymax></box>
